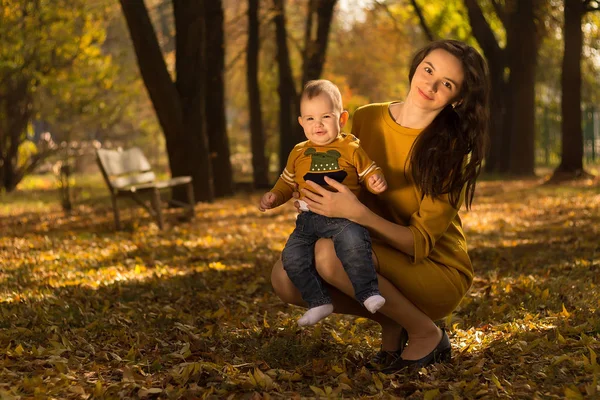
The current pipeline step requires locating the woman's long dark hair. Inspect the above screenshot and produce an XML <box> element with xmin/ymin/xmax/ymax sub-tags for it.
<box><xmin>408</xmin><ymin>40</ymin><xmax>490</xmax><ymax>210</ymax></box>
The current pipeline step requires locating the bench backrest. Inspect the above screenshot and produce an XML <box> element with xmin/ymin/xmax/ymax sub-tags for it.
<box><xmin>96</xmin><ymin>147</ymin><xmax>156</xmax><ymax>190</ymax></box>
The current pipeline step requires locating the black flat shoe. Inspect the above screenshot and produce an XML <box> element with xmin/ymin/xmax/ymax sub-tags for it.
<box><xmin>381</xmin><ymin>329</ymin><xmax>451</xmax><ymax>374</ymax></box>
<box><xmin>366</xmin><ymin>328</ymin><xmax>409</xmax><ymax>371</ymax></box>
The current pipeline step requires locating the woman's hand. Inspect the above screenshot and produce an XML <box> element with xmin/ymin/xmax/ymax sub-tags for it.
<box><xmin>301</xmin><ymin>176</ymin><xmax>367</xmax><ymax>222</ymax></box>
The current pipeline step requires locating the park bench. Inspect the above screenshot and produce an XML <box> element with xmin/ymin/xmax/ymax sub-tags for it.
<box><xmin>95</xmin><ymin>147</ymin><xmax>195</xmax><ymax>230</ymax></box>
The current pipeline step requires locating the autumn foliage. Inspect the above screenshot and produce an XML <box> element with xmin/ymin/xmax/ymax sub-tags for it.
<box><xmin>1</xmin><ymin>175</ymin><xmax>599</xmax><ymax>398</ymax></box>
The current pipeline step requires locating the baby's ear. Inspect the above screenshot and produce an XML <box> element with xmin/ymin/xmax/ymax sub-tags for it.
<box><xmin>339</xmin><ymin>110</ymin><xmax>349</xmax><ymax>128</ymax></box>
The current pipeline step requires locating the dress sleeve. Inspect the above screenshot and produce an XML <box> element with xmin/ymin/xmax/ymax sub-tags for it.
<box><xmin>408</xmin><ymin>187</ymin><xmax>465</xmax><ymax>264</ymax></box>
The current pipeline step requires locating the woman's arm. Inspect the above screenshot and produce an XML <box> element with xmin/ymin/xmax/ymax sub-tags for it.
<box><xmin>301</xmin><ymin>177</ymin><xmax>415</xmax><ymax>256</ymax></box>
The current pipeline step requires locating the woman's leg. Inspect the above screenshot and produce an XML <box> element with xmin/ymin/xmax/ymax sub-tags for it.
<box><xmin>313</xmin><ymin>239</ymin><xmax>442</xmax><ymax>360</ymax></box>
<box><xmin>271</xmin><ymin>259</ymin><xmax>402</xmax><ymax>346</ymax></box>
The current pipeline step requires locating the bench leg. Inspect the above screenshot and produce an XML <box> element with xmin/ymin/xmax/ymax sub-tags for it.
<box><xmin>186</xmin><ymin>182</ymin><xmax>195</xmax><ymax>219</ymax></box>
<box><xmin>111</xmin><ymin>193</ymin><xmax>121</xmax><ymax>230</ymax></box>
<box><xmin>151</xmin><ymin>188</ymin><xmax>164</xmax><ymax>230</ymax></box>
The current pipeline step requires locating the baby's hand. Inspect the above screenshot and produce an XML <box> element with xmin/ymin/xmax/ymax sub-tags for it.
<box><xmin>368</xmin><ymin>173</ymin><xmax>388</xmax><ymax>194</ymax></box>
<box><xmin>259</xmin><ymin>192</ymin><xmax>277</xmax><ymax>212</ymax></box>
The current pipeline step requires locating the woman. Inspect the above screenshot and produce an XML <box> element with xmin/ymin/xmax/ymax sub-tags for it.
<box><xmin>270</xmin><ymin>39</ymin><xmax>490</xmax><ymax>373</ymax></box>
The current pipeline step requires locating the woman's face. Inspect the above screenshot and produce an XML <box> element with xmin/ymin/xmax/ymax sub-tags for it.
<box><xmin>408</xmin><ymin>49</ymin><xmax>465</xmax><ymax>112</ymax></box>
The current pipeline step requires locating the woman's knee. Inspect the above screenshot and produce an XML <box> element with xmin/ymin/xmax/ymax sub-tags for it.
<box><xmin>314</xmin><ymin>239</ymin><xmax>342</xmax><ymax>283</ymax></box>
<box><xmin>271</xmin><ymin>259</ymin><xmax>303</xmax><ymax>305</ymax></box>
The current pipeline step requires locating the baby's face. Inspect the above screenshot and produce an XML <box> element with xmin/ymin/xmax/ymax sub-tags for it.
<box><xmin>298</xmin><ymin>93</ymin><xmax>342</xmax><ymax>146</ymax></box>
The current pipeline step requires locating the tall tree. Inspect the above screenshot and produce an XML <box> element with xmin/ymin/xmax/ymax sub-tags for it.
<box><xmin>463</xmin><ymin>0</ymin><xmax>542</xmax><ymax>176</ymax></box>
<box><xmin>0</xmin><ymin>0</ymin><xmax>119</xmax><ymax>191</ymax></box>
<box><xmin>506</xmin><ymin>0</ymin><xmax>539</xmax><ymax>176</ymax></box>
<box><xmin>552</xmin><ymin>0</ymin><xmax>599</xmax><ymax>179</ymax></box>
<box><xmin>247</xmin><ymin>0</ymin><xmax>270</xmax><ymax>188</ymax></box>
<box><xmin>273</xmin><ymin>0</ymin><xmax>300</xmax><ymax>172</ymax></box>
<box><xmin>120</xmin><ymin>0</ymin><xmax>213</xmax><ymax>202</ymax></box>
<box><xmin>273</xmin><ymin>0</ymin><xmax>338</xmax><ymax>171</ymax></box>
<box><xmin>205</xmin><ymin>0</ymin><xmax>234</xmax><ymax>197</ymax></box>
<box><xmin>301</xmin><ymin>0</ymin><xmax>337</xmax><ymax>84</ymax></box>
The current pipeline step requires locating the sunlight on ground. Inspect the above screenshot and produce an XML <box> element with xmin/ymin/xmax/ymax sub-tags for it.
<box><xmin>1</xmin><ymin>174</ymin><xmax>599</xmax><ymax>398</ymax></box>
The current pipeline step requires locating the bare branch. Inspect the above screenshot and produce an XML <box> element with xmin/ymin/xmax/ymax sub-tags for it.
<box><xmin>491</xmin><ymin>0</ymin><xmax>508</xmax><ymax>28</ymax></box>
<box><xmin>409</xmin><ymin>0</ymin><xmax>435</xmax><ymax>41</ymax></box>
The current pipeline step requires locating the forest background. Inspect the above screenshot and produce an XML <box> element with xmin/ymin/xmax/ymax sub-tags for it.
<box><xmin>1</xmin><ymin>0</ymin><xmax>600</xmax><ymax>196</ymax></box>
<box><xmin>1</xmin><ymin>0</ymin><xmax>600</xmax><ymax>399</ymax></box>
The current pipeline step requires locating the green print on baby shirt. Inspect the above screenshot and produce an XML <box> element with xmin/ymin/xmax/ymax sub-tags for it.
<box><xmin>303</xmin><ymin>148</ymin><xmax>348</xmax><ymax>186</ymax></box>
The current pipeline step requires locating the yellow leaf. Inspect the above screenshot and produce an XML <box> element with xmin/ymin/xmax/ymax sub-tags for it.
<box><xmin>212</xmin><ymin>307</ymin><xmax>226</xmax><ymax>318</ymax></box>
<box><xmin>557</xmin><ymin>331</ymin><xmax>566</xmax><ymax>343</ymax></box>
<box><xmin>552</xmin><ymin>354</ymin><xmax>571</xmax><ymax>365</ymax></box>
<box><xmin>138</xmin><ymin>388</ymin><xmax>163</xmax><ymax>398</ymax></box>
<box><xmin>69</xmin><ymin>385</ymin><xmax>86</xmax><ymax>395</ymax></box>
<box><xmin>564</xmin><ymin>386</ymin><xmax>583</xmax><ymax>399</ymax></box>
<box><xmin>94</xmin><ymin>381</ymin><xmax>104</xmax><ymax>397</ymax></box>
<box><xmin>330</xmin><ymin>329</ymin><xmax>344</xmax><ymax>343</ymax></box>
<box><xmin>14</xmin><ymin>344</ymin><xmax>24</xmax><ymax>356</ymax></box>
<box><xmin>263</xmin><ymin>311</ymin><xmax>270</xmax><ymax>329</ymax></box>
<box><xmin>331</xmin><ymin>365</ymin><xmax>343</xmax><ymax>374</ymax></box>
<box><xmin>253</xmin><ymin>368</ymin><xmax>273</xmax><ymax>390</ymax></box>
<box><xmin>590</xmin><ymin>347</ymin><xmax>597</xmax><ymax>366</ymax></box>
<box><xmin>585</xmin><ymin>375</ymin><xmax>598</xmax><ymax>396</ymax></box>
<box><xmin>372</xmin><ymin>374</ymin><xmax>383</xmax><ymax>390</ymax></box>
<box><xmin>491</xmin><ymin>374</ymin><xmax>503</xmax><ymax>390</ymax></box>
<box><xmin>541</xmin><ymin>288</ymin><xmax>549</xmax><ymax>300</ymax></box>
<box><xmin>338</xmin><ymin>373</ymin><xmax>353</xmax><ymax>385</ymax></box>
<box><xmin>0</xmin><ymin>389</ymin><xmax>20</xmax><ymax>400</ymax></box>
<box><xmin>310</xmin><ymin>385</ymin><xmax>326</xmax><ymax>396</ymax></box>
<box><xmin>561</xmin><ymin>304</ymin><xmax>571</xmax><ymax>318</ymax></box>
<box><xmin>424</xmin><ymin>388</ymin><xmax>440</xmax><ymax>400</ymax></box>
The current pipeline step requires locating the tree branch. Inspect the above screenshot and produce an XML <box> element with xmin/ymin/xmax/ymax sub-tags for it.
<box><xmin>409</xmin><ymin>0</ymin><xmax>435</xmax><ymax>41</ymax></box>
<box><xmin>464</xmin><ymin>0</ymin><xmax>504</xmax><ymax>65</ymax></box>
<box><xmin>491</xmin><ymin>0</ymin><xmax>508</xmax><ymax>27</ymax></box>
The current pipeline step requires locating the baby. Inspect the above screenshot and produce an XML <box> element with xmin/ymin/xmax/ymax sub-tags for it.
<box><xmin>259</xmin><ymin>80</ymin><xmax>388</xmax><ymax>326</ymax></box>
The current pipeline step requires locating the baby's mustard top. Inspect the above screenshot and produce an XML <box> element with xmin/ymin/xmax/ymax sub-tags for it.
<box><xmin>351</xmin><ymin>102</ymin><xmax>473</xmax><ymax>280</ymax></box>
<box><xmin>270</xmin><ymin>133</ymin><xmax>382</xmax><ymax>206</ymax></box>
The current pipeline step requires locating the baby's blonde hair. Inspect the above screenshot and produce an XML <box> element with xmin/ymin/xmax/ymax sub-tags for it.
<box><xmin>301</xmin><ymin>79</ymin><xmax>343</xmax><ymax>115</ymax></box>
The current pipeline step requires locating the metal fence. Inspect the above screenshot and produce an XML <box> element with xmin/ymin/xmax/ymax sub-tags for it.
<box><xmin>536</xmin><ymin>105</ymin><xmax>599</xmax><ymax>166</ymax></box>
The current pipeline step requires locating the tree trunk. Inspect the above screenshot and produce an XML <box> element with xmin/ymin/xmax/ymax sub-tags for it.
<box><xmin>0</xmin><ymin>79</ymin><xmax>33</xmax><ymax>192</ymax></box>
<box><xmin>173</xmin><ymin>0</ymin><xmax>214</xmax><ymax>202</ymax></box>
<box><xmin>247</xmin><ymin>0</ymin><xmax>270</xmax><ymax>188</ymax></box>
<box><xmin>506</xmin><ymin>0</ymin><xmax>538</xmax><ymax>176</ymax></box>
<box><xmin>554</xmin><ymin>0</ymin><xmax>585</xmax><ymax>176</ymax></box>
<box><xmin>120</xmin><ymin>0</ymin><xmax>214</xmax><ymax>202</ymax></box>
<box><xmin>301</xmin><ymin>0</ymin><xmax>337</xmax><ymax>84</ymax></box>
<box><xmin>204</xmin><ymin>0</ymin><xmax>234</xmax><ymax>197</ymax></box>
<box><xmin>291</xmin><ymin>0</ymin><xmax>338</xmax><ymax>146</ymax></box>
<box><xmin>464</xmin><ymin>0</ymin><xmax>509</xmax><ymax>174</ymax></box>
<box><xmin>273</xmin><ymin>0</ymin><xmax>300</xmax><ymax>172</ymax></box>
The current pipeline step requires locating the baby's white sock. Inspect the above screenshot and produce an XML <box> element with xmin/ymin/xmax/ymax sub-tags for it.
<box><xmin>298</xmin><ymin>304</ymin><xmax>334</xmax><ymax>326</ymax></box>
<box><xmin>363</xmin><ymin>295</ymin><xmax>385</xmax><ymax>314</ymax></box>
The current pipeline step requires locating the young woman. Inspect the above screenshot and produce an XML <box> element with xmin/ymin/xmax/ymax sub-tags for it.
<box><xmin>270</xmin><ymin>39</ymin><xmax>491</xmax><ymax>373</ymax></box>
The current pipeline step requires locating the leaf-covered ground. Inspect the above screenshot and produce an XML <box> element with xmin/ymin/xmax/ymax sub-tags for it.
<box><xmin>1</xmin><ymin>174</ymin><xmax>599</xmax><ymax>399</ymax></box>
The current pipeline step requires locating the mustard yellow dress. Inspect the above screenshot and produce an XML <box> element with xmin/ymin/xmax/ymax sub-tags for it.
<box><xmin>351</xmin><ymin>102</ymin><xmax>473</xmax><ymax>320</ymax></box>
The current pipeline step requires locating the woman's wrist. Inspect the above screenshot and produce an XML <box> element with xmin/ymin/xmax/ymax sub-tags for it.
<box><xmin>352</xmin><ymin>202</ymin><xmax>372</xmax><ymax>226</ymax></box>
